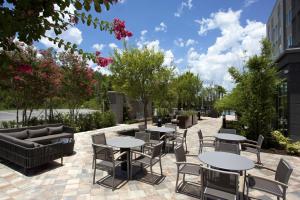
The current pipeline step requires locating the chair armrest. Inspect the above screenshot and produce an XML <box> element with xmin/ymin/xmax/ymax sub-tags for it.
<box><xmin>203</xmin><ymin>136</ymin><xmax>215</xmax><ymax>139</ymax></box>
<box><xmin>160</xmin><ymin>135</ymin><xmax>166</xmax><ymax>140</ymax></box>
<box><xmin>186</xmin><ymin>154</ymin><xmax>199</xmax><ymax>157</ymax></box>
<box><xmin>247</xmin><ymin>174</ymin><xmax>288</xmax><ymax>188</ymax></box>
<box><xmin>131</xmin><ymin>150</ymin><xmax>152</xmax><ymax>158</ymax></box>
<box><xmin>199</xmin><ymin>139</ymin><xmax>215</xmax><ymax>142</ymax></box>
<box><xmin>115</xmin><ymin>151</ymin><xmax>127</xmax><ymax>160</ymax></box>
<box><xmin>242</xmin><ymin>143</ymin><xmax>259</xmax><ymax>148</ymax></box>
<box><xmin>175</xmin><ymin>162</ymin><xmax>201</xmax><ymax>166</ymax></box>
<box><xmin>245</xmin><ymin>139</ymin><xmax>258</xmax><ymax>144</ymax></box>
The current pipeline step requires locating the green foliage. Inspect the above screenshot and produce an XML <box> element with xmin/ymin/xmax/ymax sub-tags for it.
<box><xmin>110</xmin><ymin>47</ymin><xmax>174</xmax><ymax>127</ymax></box>
<box><xmin>173</xmin><ymin>72</ymin><xmax>202</xmax><ymax>109</ymax></box>
<box><xmin>180</xmin><ymin>110</ymin><xmax>197</xmax><ymax>117</ymax></box>
<box><xmin>287</xmin><ymin>142</ymin><xmax>300</xmax><ymax>156</ymax></box>
<box><xmin>271</xmin><ymin>130</ymin><xmax>289</xmax><ymax>148</ymax></box>
<box><xmin>270</xmin><ymin>130</ymin><xmax>300</xmax><ymax>156</ymax></box>
<box><xmin>215</xmin><ymin>39</ymin><xmax>281</xmax><ymax>140</ymax></box>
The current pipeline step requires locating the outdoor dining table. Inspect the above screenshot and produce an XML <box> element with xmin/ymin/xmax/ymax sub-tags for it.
<box><xmin>107</xmin><ymin>136</ymin><xmax>145</xmax><ymax>172</ymax></box>
<box><xmin>216</xmin><ymin>133</ymin><xmax>246</xmax><ymax>143</ymax></box>
<box><xmin>146</xmin><ymin>126</ymin><xmax>176</xmax><ymax>151</ymax></box>
<box><xmin>198</xmin><ymin>151</ymin><xmax>254</xmax><ymax>198</ymax></box>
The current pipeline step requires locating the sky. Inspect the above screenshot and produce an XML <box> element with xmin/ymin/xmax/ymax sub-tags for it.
<box><xmin>36</xmin><ymin>0</ymin><xmax>276</xmax><ymax>90</ymax></box>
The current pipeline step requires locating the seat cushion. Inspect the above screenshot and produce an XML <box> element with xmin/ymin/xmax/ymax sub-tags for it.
<box><xmin>247</xmin><ymin>176</ymin><xmax>283</xmax><ymax>196</ymax></box>
<box><xmin>0</xmin><ymin>133</ymin><xmax>35</xmax><ymax>148</ymax></box>
<box><xmin>25</xmin><ymin>133</ymin><xmax>73</xmax><ymax>144</ymax></box>
<box><xmin>5</xmin><ymin>130</ymin><xmax>28</xmax><ymax>139</ymax></box>
<box><xmin>179</xmin><ymin>164</ymin><xmax>201</xmax><ymax>176</ymax></box>
<box><xmin>48</xmin><ymin>126</ymin><xmax>64</xmax><ymax>135</ymax></box>
<box><xmin>28</xmin><ymin>128</ymin><xmax>48</xmax><ymax>138</ymax></box>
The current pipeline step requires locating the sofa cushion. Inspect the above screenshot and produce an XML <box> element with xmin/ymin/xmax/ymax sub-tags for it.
<box><xmin>5</xmin><ymin>130</ymin><xmax>28</xmax><ymax>139</ymax></box>
<box><xmin>0</xmin><ymin>133</ymin><xmax>35</xmax><ymax>148</ymax></box>
<box><xmin>25</xmin><ymin>133</ymin><xmax>73</xmax><ymax>144</ymax></box>
<box><xmin>28</xmin><ymin>128</ymin><xmax>48</xmax><ymax>138</ymax></box>
<box><xmin>48</xmin><ymin>126</ymin><xmax>64</xmax><ymax>135</ymax></box>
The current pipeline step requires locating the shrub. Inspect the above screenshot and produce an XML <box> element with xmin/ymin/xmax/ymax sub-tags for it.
<box><xmin>271</xmin><ymin>130</ymin><xmax>289</xmax><ymax>149</ymax></box>
<box><xmin>100</xmin><ymin>111</ymin><xmax>115</xmax><ymax>128</ymax></box>
<box><xmin>287</xmin><ymin>142</ymin><xmax>300</xmax><ymax>156</ymax></box>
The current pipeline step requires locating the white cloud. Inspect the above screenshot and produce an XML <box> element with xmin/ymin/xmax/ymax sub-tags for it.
<box><xmin>141</xmin><ymin>30</ymin><xmax>148</xmax><ymax>36</ymax></box>
<box><xmin>174</xmin><ymin>0</ymin><xmax>193</xmax><ymax>17</ymax></box>
<box><xmin>92</xmin><ymin>43</ymin><xmax>105</xmax><ymax>51</ymax></box>
<box><xmin>163</xmin><ymin>50</ymin><xmax>174</xmax><ymax>66</ymax></box>
<box><xmin>109</xmin><ymin>43</ymin><xmax>118</xmax><ymax>49</ymax></box>
<box><xmin>155</xmin><ymin>22</ymin><xmax>167</xmax><ymax>32</ymax></box>
<box><xmin>174</xmin><ymin>38</ymin><xmax>198</xmax><ymax>47</ymax></box>
<box><xmin>40</xmin><ymin>27</ymin><xmax>83</xmax><ymax>51</ymax></box>
<box><xmin>118</xmin><ymin>0</ymin><xmax>126</xmax><ymax>3</ymax></box>
<box><xmin>244</xmin><ymin>0</ymin><xmax>259</xmax><ymax>8</ymax></box>
<box><xmin>39</xmin><ymin>4</ymin><xmax>83</xmax><ymax>51</ymax></box>
<box><xmin>190</xmin><ymin>9</ymin><xmax>266</xmax><ymax>90</ymax></box>
<box><xmin>175</xmin><ymin>58</ymin><xmax>184</xmax><ymax>64</ymax></box>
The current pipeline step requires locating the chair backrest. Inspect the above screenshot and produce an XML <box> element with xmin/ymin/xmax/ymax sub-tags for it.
<box><xmin>135</xmin><ymin>131</ymin><xmax>150</xmax><ymax>143</ymax></box>
<box><xmin>275</xmin><ymin>159</ymin><xmax>293</xmax><ymax>184</ymax></box>
<box><xmin>215</xmin><ymin>142</ymin><xmax>240</xmax><ymax>154</ymax></box>
<box><xmin>150</xmin><ymin>131</ymin><xmax>161</xmax><ymax>141</ymax></box>
<box><xmin>151</xmin><ymin>141</ymin><xmax>164</xmax><ymax>158</ymax></box>
<box><xmin>91</xmin><ymin>133</ymin><xmax>107</xmax><ymax>145</ymax></box>
<box><xmin>165</xmin><ymin>123</ymin><xmax>177</xmax><ymax>131</ymax></box>
<box><xmin>92</xmin><ymin>143</ymin><xmax>114</xmax><ymax>163</ymax></box>
<box><xmin>138</xmin><ymin>124</ymin><xmax>146</xmax><ymax>131</ymax></box>
<box><xmin>201</xmin><ymin>166</ymin><xmax>239</xmax><ymax>196</ymax></box>
<box><xmin>174</xmin><ymin>144</ymin><xmax>186</xmax><ymax>163</ymax></box>
<box><xmin>257</xmin><ymin>134</ymin><xmax>264</xmax><ymax>148</ymax></box>
<box><xmin>219</xmin><ymin>128</ymin><xmax>237</xmax><ymax>134</ymax></box>
<box><xmin>198</xmin><ymin>129</ymin><xmax>203</xmax><ymax>140</ymax></box>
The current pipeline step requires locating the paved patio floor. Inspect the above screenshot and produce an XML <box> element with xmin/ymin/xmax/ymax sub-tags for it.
<box><xmin>0</xmin><ymin>117</ymin><xmax>299</xmax><ymax>200</ymax></box>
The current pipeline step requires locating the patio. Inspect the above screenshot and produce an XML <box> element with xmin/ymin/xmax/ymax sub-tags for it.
<box><xmin>0</xmin><ymin>117</ymin><xmax>299</xmax><ymax>200</ymax></box>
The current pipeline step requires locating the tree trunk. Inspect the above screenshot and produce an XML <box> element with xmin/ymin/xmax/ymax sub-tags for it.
<box><xmin>16</xmin><ymin>108</ymin><xmax>19</xmax><ymax>127</ymax></box>
<box><xmin>143</xmin><ymin>99</ymin><xmax>148</xmax><ymax>128</ymax></box>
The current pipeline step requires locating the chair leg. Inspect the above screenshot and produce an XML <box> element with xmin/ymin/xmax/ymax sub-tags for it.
<box><xmin>112</xmin><ymin>168</ymin><xmax>115</xmax><ymax>191</ymax></box>
<box><xmin>183</xmin><ymin>174</ymin><xmax>186</xmax><ymax>184</ymax></box>
<box><xmin>184</xmin><ymin>140</ymin><xmax>187</xmax><ymax>153</ymax></box>
<box><xmin>61</xmin><ymin>157</ymin><xmax>63</xmax><ymax>165</ymax></box>
<box><xmin>257</xmin><ymin>152</ymin><xmax>262</xmax><ymax>165</ymax></box>
<box><xmin>127</xmin><ymin>152</ymin><xmax>130</xmax><ymax>180</ymax></box>
<box><xmin>175</xmin><ymin>172</ymin><xmax>179</xmax><ymax>192</ymax></box>
<box><xmin>93</xmin><ymin>165</ymin><xmax>96</xmax><ymax>184</ymax></box>
<box><xmin>159</xmin><ymin>159</ymin><xmax>163</xmax><ymax>176</ymax></box>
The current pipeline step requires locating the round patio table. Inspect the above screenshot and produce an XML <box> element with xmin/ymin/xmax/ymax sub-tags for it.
<box><xmin>198</xmin><ymin>151</ymin><xmax>254</xmax><ymax>197</ymax></box>
<box><xmin>216</xmin><ymin>133</ymin><xmax>246</xmax><ymax>143</ymax></box>
<box><xmin>107</xmin><ymin>137</ymin><xmax>145</xmax><ymax>171</ymax></box>
<box><xmin>147</xmin><ymin>127</ymin><xmax>175</xmax><ymax>133</ymax></box>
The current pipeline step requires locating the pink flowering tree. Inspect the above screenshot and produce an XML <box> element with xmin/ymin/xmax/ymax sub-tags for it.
<box><xmin>58</xmin><ymin>51</ymin><xmax>96</xmax><ymax>120</ymax></box>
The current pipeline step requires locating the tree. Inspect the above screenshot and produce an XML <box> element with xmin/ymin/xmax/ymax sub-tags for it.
<box><xmin>110</xmin><ymin>47</ymin><xmax>173</xmax><ymax>127</ymax></box>
<box><xmin>173</xmin><ymin>72</ymin><xmax>202</xmax><ymax>110</ymax></box>
<box><xmin>0</xmin><ymin>0</ymin><xmax>132</xmax><ymax>66</ymax></box>
<box><xmin>59</xmin><ymin>51</ymin><xmax>96</xmax><ymax>121</ymax></box>
<box><xmin>215</xmin><ymin>39</ymin><xmax>281</xmax><ymax>140</ymax></box>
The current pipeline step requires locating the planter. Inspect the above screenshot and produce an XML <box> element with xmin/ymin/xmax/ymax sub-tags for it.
<box><xmin>192</xmin><ymin>114</ymin><xmax>198</xmax><ymax>125</ymax></box>
<box><xmin>177</xmin><ymin>115</ymin><xmax>192</xmax><ymax>129</ymax></box>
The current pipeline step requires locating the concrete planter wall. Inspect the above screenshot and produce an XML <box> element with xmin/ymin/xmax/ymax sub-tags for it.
<box><xmin>177</xmin><ymin>115</ymin><xmax>192</xmax><ymax>129</ymax></box>
<box><xmin>192</xmin><ymin>114</ymin><xmax>198</xmax><ymax>125</ymax></box>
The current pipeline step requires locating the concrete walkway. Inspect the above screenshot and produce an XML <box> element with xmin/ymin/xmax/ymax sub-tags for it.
<box><xmin>0</xmin><ymin>117</ymin><xmax>299</xmax><ymax>199</ymax></box>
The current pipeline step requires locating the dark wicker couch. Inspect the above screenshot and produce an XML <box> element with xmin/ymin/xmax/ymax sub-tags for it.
<box><xmin>0</xmin><ymin>124</ymin><xmax>75</xmax><ymax>172</ymax></box>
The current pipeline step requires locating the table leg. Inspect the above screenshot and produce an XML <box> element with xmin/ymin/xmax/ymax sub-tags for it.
<box><xmin>242</xmin><ymin>170</ymin><xmax>246</xmax><ymax>199</ymax></box>
<box><xmin>120</xmin><ymin>148</ymin><xmax>130</xmax><ymax>171</ymax></box>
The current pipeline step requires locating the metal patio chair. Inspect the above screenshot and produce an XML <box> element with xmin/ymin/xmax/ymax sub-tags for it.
<box><xmin>198</xmin><ymin>129</ymin><xmax>215</xmax><ymax>154</ymax></box>
<box><xmin>242</xmin><ymin>134</ymin><xmax>264</xmax><ymax>164</ymax></box>
<box><xmin>92</xmin><ymin>143</ymin><xmax>129</xmax><ymax>191</ymax></box>
<box><xmin>215</xmin><ymin>141</ymin><xmax>241</xmax><ymax>155</ymax></box>
<box><xmin>131</xmin><ymin>141</ymin><xmax>164</xmax><ymax>184</ymax></box>
<box><xmin>173</xmin><ymin>129</ymin><xmax>188</xmax><ymax>153</ymax></box>
<box><xmin>219</xmin><ymin>128</ymin><xmax>237</xmax><ymax>134</ymax></box>
<box><xmin>174</xmin><ymin>144</ymin><xmax>202</xmax><ymax>193</ymax></box>
<box><xmin>246</xmin><ymin>159</ymin><xmax>293</xmax><ymax>200</ymax></box>
<box><xmin>201</xmin><ymin>165</ymin><xmax>240</xmax><ymax>200</ymax></box>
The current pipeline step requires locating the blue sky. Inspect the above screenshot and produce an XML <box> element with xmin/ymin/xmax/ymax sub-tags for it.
<box><xmin>38</xmin><ymin>0</ymin><xmax>276</xmax><ymax>89</ymax></box>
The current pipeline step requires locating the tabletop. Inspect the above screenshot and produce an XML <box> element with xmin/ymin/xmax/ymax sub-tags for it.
<box><xmin>107</xmin><ymin>136</ymin><xmax>145</xmax><ymax>149</ymax></box>
<box><xmin>198</xmin><ymin>151</ymin><xmax>254</xmax><ymax>171</ymax></box>
<box><xmin>147</xmin><ymin>126</ymin><xmax>175</xmax><ymax>133</ymax></box>
<box><xmin>216</xmin><ymin>133</ymin><xmax>246</xmax><ymax>142</ymax></box>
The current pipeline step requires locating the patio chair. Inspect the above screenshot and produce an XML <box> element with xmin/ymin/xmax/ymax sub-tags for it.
<box><xmin>173</xmin><ymin>129</ymin><xmax>188</xmax><ymax>153</ymax></box>
<box><xmin>215</xmin><ymin>141</ymin><xmax>240</xmax><ymax>155</ymax></box>
<box><xmin>91</xmin><ymin>133</ymin><xmax>107</xmax><ymax>144</ymax></box>
<box><xmin>198</xmin><ymin>129</ymin><xmax>215</xmax><ymax>154</ymax></box>
<box><xmin>245</xmin><ymin>159</ymin><xmax>293</xmax><ymax>200</ymax></box>
<box><xmin>174</xmin><ymin>145</ymin><xmax>201</xmax><ymax>193</ymax></box>
<box><xmin>201</xmin><ymin>165</ymin><xmax>240</xmax><ymax>200</ymax></box>
<box><xmin>132</xmin><ymin>131</ymin><xmax>151</xmax><ymax>154</ymax></box>
<box><xmin>165</xmin><ymin>123</ymin><xmax>177</xmax><ymax>131</ymax></box>
<box><xmin>242</xmin><ymin>134</ymin><xmax>264</xmax><ymax>164</ymax></box>
<box><xmin>138</xmin><ymin>124</ymin><xmax>146</xmax><ymax>131</ymax></box>
<box><xmin>131</xmin><ymin>141</ymin><xmax>164</xmax><ymax>184</ymax></box>
<box><xmin>92</xmin><ymin>143</ymin><xmax>129</xmax><ymax>191</ymax></box>
<box><xmin>219</xmin><ymin>128</ymin><xmax>237</xmax><ymax>134</ymax></box>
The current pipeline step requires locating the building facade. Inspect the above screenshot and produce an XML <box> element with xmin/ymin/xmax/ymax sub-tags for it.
<box><xmin>267</xmin><ymin>0</ymin><xmax>300</xmax><ymax>139</ymax></box>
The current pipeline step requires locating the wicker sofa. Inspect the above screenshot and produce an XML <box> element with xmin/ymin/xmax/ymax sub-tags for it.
<box><xmin>0</xmin><ymin>124</ymin><xmax>75</xmax><ymax>173</ymax></box>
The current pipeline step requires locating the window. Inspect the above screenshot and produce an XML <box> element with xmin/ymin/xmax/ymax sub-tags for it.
<box><xmin>277</xmin><ymin>81</ymin><xmax>288</xmax><ymax>133</ymax></box>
